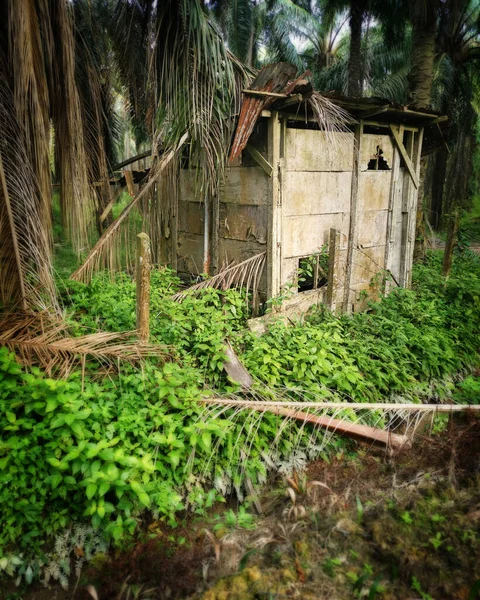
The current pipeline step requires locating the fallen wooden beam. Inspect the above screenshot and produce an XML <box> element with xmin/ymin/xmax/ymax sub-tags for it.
<box><xmin>202</xmin><ymin>399</ymin><xmax>410</xmax><ymax>451</ymax></box>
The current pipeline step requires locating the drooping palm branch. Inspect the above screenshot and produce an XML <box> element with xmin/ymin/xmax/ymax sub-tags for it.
<box><xmin>0</xmin><ymin>83</ymin><xmax>57</xmax><ymax>310</ymax></box>
<box><xmin>0</xmin><ymin>311</ymin><xmax>169</xmax><ymax>378</ymax></box>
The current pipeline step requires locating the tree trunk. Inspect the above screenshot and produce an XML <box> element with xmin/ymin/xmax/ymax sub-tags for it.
<box><xmin>347</xmin><ymin>1</ymin><xmax>364</xmax><ymax>97</ymax></box>
<box><xmin>413</xmin><ymin>156</ymin><xmax>429</xmax><ymax>263</ymax></box>
<box><xmin>429</xmin><ymin>148</ymin><xmax>448</xmax><ymax>229</ymax></box>
<box><xmin>408</xmin><ymin>1</ymin><xmax>437</xmax><ymax>109</ymax></box>
<box><xmin>442</xmin><ymin>211</ymin><xmax>459</xmax><ymax>278</ymax></box>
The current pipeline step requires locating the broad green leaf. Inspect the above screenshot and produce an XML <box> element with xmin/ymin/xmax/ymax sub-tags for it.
<box><xmin>86</xmin><ymin>483</ymin><xmax>98</xmax><ymax>500</ymax></box>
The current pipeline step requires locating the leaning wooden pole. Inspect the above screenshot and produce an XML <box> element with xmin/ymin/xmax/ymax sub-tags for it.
<box><xmin>136</xmin><ymin>233</ymin><xmax>151</xmax><ymax>344</ymax></box>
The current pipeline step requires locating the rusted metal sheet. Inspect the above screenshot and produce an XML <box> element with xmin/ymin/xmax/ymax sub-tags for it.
<box><xmin>228</xmin><ymin>63</ymin><xmax>297</xmax><ymax>163</ymax></box>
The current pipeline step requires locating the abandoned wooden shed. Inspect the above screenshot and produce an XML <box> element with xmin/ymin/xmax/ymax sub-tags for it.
<box><xmin>164</xmin><ymin>69</ymin><xmax>445</xmax><ymax>314</ymax></box>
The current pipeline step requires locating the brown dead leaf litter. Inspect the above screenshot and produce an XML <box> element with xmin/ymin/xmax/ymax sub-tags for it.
<box><xmin>9</xmin><ymin>413</ymin><xmax>480</xmax><ymax>600</ymax></box>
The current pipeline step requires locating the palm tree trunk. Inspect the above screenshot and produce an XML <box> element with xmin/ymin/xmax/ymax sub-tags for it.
<box><xmin>429</xmin><ymin>148</ymin><xmax>448</xmax><ymax>229</ymax></box>
<box><xmin>442</xmin><ymin>210</ymin><xmax>459</xmax><ymax>278</ymax></box>
<box><xmin>347</xmin><ymin>1</ymin><xmax>365</xmax><ymax>97</ymax></box>
<box><xmin>408</xmin><ymin>1</ymin><xmax>437</xmax><ymax>109</ymax></box>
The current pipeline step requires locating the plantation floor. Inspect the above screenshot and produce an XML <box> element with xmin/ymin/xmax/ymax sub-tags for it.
<box><xmin>10</xmin><ymin>409</ymin><xmax>480</xmax><ymax>600</ymax></box>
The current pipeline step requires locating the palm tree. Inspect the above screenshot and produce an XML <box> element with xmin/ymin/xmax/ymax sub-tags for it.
<box><xmin>0</xmin><ymin>0</ymin><xmax>248</xmax><ymax>305</ymax></box>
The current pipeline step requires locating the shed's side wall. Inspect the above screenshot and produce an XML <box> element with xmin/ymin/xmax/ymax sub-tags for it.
<box><xmin>178</xmin><ymin>167</ymin><xmax>268</xmax><ymax>288</ymax></box>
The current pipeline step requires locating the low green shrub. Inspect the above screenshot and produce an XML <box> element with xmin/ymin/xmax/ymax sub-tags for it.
<box><xmin>1</xmin><ymin>250</ymin><xmax>479</xmax><ymax>583</ymax></box>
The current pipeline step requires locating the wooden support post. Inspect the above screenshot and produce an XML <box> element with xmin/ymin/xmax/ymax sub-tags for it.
<box><xmin>326</xmin><ymin>228</ymin><xmax>341</xmax><ymax>313</ymax></box>
<box><xmin>343</xmin><ymin>122</ymin><xmax>363</xmax><ymax>313</ymax></box>
<box><xmin>384</xmin><ymin>127</ymin><xmax>402</xmax><ymax>292</ymax></box>
<box><xmin>399</xmin><ymin>128</ymin><xmax>423</xmax><ymax>287</ymax></box>
<box><xmin>124</xmin><ymin>170</ymin><xmax>135</xmax><ymax>196</ymax></box>
<box><xmin>267</xmin><ymin>112</ymin><xmax>282</xmax><ymax>301</ymax></box>
<box><xmin>211</xmin><ymin>194</ymin><xmax>220</xmax><ymax>275</ymax></box>
<box><xmin>136</xmin><ymin>233</ymin><xmax>151</xmax><ymax>344</ymax></box>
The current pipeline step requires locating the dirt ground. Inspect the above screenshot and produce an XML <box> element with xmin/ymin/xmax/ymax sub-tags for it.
<box><xmin>7</xmin><ymin>411</ymin><xmax>480</xmax><ymax>600</ymax></box>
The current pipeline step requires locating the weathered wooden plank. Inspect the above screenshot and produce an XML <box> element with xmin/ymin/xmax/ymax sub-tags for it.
<box><xmin>177</xmin><ymin>199</ymin><xmax>204</xmax><ymax>235</ymax></box>
<box><xmin>177</xmin><ymin>233</ymin><xmax>204</xmax><ymax>275</ymax></box>
<box><xmin>219</xmin><ymin>204</ymin><xmax>267</xmax><ymax>243</ymax></box>
<box><xmin>282</xmin><ymin>213</ymin><xmax>349</xmax><ymax>258</ymax></box>
<box><xmin>220</xmin><ymin>168</ymin><xmax>269</xmax><ymax>205</ymax></box>
<box><xmin>285</xmin><ymin>129</ymin><xmax>354</xmax><ymax>172</ymax></box>
<box><xmin>389</xmin><ymin>125</ymin><xmax>419</xmax><ymax>188</ymax></box>
<box><xmin>357</xmin><ymin>210</ymin><xmax>389</xmax><ymax>247</ymax></box>
<box><xmin>404</xmin><ymin>127</ymin><xmax>424</xmax><ymax>287</ymax></box>
<box><xmin>384</xmin><ymin>137</ymin><xmax>402</xmax><ymax>291</ymax></box>
<box><xmin>351</xmin><ymin>244</ymin><xmax>387</xmax><ymax>285</ymax></box>
<box><xmin>357</xmin><ymin>171</ymin><xmax>391</xmax><ymax>211</ymax></box>
<box><xmin>212</xmin><ymin>194</ymin><xmax>220</xmax><ymax>274</ymax></box>
<box><xmin>326</xmin><ymin>228</ymin><xmax>341</xmax><ymax>313</ymax></box>
<box><xmin>283</xmin><ymin>171</ymin><xmax>352</xmax><ymax>216</ymax></box>
<box><xmin>267</xmin><ymin>111</ymin><xmax>282</xmax><ymax>299</ymax></box>
<box><xmin>136</xmin><ymin>233</ymin><xmax>151</xmax><ymax>344</ymax></box>
<box><xmin>244</xmin><ymin>144</ymin><xmax>273</xmax><ymax>177</ymax></box>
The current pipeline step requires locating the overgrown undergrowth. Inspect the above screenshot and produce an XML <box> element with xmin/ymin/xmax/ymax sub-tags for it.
<box><xmin>1</xmin><ymin>250</ymin><xmax>479</xmax><ymax>587</ymax></box>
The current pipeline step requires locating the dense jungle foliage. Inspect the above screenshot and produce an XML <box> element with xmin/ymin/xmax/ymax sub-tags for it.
<box><xmin>1</xmin><ymin>249</ymin><xmax>479</xmax><ymax>585</ymax></box>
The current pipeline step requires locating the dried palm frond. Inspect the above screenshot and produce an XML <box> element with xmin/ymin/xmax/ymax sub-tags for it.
<box><xmin>0</xmin><ymin>83</ymin><xmax>57</xmax><ymax>311</ymax></box>
<box><xmin>172</xmin><ymin>251</ymin><xmax>266</xmax><ymax>302</ymax></box>
<box><xmin>0</xmin><ymin>311</ymin><xmax>169</xmax><ymax>378</ymax></box>
<box><xmin>8</xmin><ymin>0</ymin><xmax>51</xmax><ymax>234</ymax></box>
<box><xmin>70</xmin><ymin>134</ymin><xmax>188</xmax><ymax>283</ymax></box>
<box><xmin>187</xmin><ymin>386</ymin><xmax>475</xmax><ymax>496</ymax></box>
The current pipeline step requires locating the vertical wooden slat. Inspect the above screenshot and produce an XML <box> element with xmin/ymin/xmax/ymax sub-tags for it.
<box><xmin>136</xmin><ymin>233</ymin><xmax>151</xmax><ymax>344</ymax></box>
<box><xmin>267</xmin><ymin>111</ymin><xmax>282</xmax><ymax>300</ymax></box>
<box><xmin>326</xmin><ymin>228</ymin><xmax>341</xmax><ymax>313</ymax></box>
<box><xmin>399</xmin><ymin>127</ymin><xmax>424</xmax><ymax>287</ymax></box>
<box><xmin>405</xmin><ymin>127</ymin><xmax>424</xmax><ymax>287</ymax></box>
<box><xmin>211</xmin><ymin>193</ymin><xmax>219</xmax><ymax>275</ymax></box>
<box><xmin>343</xmin><ymin>121</ymin><xmax>363</xmax><ymax>313</ymax></box>
<box><xmin>384</xmin><ymin>126</ymin><xmax>402</xmax><ymax>293</ymax></box>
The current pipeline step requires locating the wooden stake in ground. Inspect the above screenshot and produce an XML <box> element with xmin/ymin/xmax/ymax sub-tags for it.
<box><xmin>136</xmin><ymin>233</ymin><xmax>151</xmax><ymax>344</ymax></box>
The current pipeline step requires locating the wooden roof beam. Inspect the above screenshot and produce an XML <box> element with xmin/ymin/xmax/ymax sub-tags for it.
<box><xmin>358</xmin><ymin>104</ymin><xmax>390</xmax><ymax>119</ymax></box>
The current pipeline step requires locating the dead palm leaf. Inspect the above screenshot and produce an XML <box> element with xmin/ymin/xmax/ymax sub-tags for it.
<box><xmin>172</xmin><ymin>251</ymin><xmax>266</xmax><ymax>302</ymax></box>
<box><xmin>70</xmin><ymin>133</ymin><xmax>188</xmax><ymax>283</ymax></box>
<box><xmin>0</xmin><ymin>83</ymin><xmax>57</xmax><ymax>311</ymax></box>
<box><xmin>0</xmin><ymin>311</ymin><xmax>169</xmax><ymax>378</ymax></box>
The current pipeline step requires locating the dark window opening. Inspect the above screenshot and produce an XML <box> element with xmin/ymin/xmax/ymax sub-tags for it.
<box><xmin>367</xmin><ymin>146</ymin><xmax>390</xmax><ymax>170</ymax></box>
<box><xmin>297</xmin><ymin>251</ymin><xmax>329</xmax><ymax>292</ymax></box>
